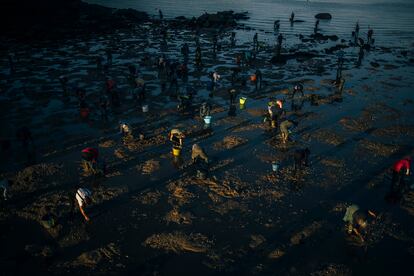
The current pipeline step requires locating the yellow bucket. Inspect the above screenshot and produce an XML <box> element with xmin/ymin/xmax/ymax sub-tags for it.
<box><xmin>239</xmin><ymin>97</ymin><xmax>247</xmax><ymax>105</ymax></box>
<box><xmin>271</xmin><ymin>120</ymin><xmax>277</xmax><ymax>128</ymax></box>
<box><xmin>172</xmin><ymin>147</ymin><xmax>181</xmax><ymax>157</ymax></box>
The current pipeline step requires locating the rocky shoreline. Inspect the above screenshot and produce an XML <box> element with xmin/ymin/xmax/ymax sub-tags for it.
<box><xmin>0</xmin><ymin>0</ymin><xmax>248</xmax><ymax>41</ymax></box>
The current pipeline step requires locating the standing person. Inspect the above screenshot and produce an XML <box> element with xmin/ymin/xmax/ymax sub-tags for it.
<box><xmin>276</xmin><ymin>33</ymin><xmax>283</xmax><ymax>57</ymax></box>
<box><xmin>106</xmin><ymin>48</ymin><xmax>113</xmax><ymax>66</ymax></box>
<box><xmin>292</xmin><ymin>84</ymin><xmax>304</xmax><ymax>98</ymax></box>
<box><xmin>354</xmin><ymin>21</ymin><xmax>360</xmax><ymax>44</ymax></box>
<box><xmin>8</xmin><ymin>53</ymin><xmax>15</xmax><ymax>74</ymax></box>
<box><xmin>290</xmin><ymin>12</ymin><xmax>295</xmax><ymax>24</ymax></box>
<box><xmin>335</xmin><ymin>55</ymin><xmax>344</xmax><ymax>84</ymax></box>
<box><xmin>230</xmin><ymin>32</ymin><xmax>236</xmax><ymax>47</ymax></box>
<box><xmin>314</xmin><ymin>19</ymin><xmax>320</xmax><ymax>34</ymax></box>
<box><xmin>159</xmin><ymin>9</ymin><xmax>163</xmax><ymax>20</ymax></box>
<box><xmin>99</xmin><ymin>95</ymin><xmax>110</xmax><ymax>121</ymax></box>
<box><xmin>357</xmin><ymin>45</ymin><xmax>364</xmax><ymax>67</ymax></box>
<box><xmin>293</xmin><ymin>148</ymin><xmax>310</xmax><ymax>172</ymax></box>
<box><xmin>255</xmin><ymin>68</ymin><xmax>263</xmax><ymax>90</ymax></box>
<box><xmin>96</xmin><ymin>56</ymin><xmax>103</xmax><ymax>74</ymax></box>
<box><xmin>228</xmin><ymin>88</ymin><xmax>237</xmax><ymax>105</ymax></box>
<box><xmin>274</xmin><ymin>20</ymin><xmax>280</xmax><ymax>31</ymax></box>
<box><xmin>75</xmin><ymin>187</ymin><xmax>93</xmax><ymax>222</ymax></box>
<box><xmin>367</xmin><ymin>27</ymin><xmax>374</xmax><ymax>44</ymax></box>
<box><xmin>389</xmin><ymin>157</ymin><xmax>411</xmax><ymax>200</ymax></box>
<box><xmin>212</xmin><ymin>34</ymin><xmax>218</xmax><ymax>54</ymax></box>
<box><xmin>59</xmin><ymin>75</ymin><xmax>69</xmax><ymax>96</ymax></box>
<box><xmin>253</xmin><ymin>33</ymin><xmax>258</xmax><ymax>51</ymax></box>
<box><xmin>168</xmin><ymin>64</ymin><xmax>179</xmax><ymax>97</ymax></box>
<box><xmin>158</xmin><ymin>60</ymin><xmax>168</xmax><ymax>92</ymax></box>
<box><xmin>195</xmin><ymin>46</ymin><xmax>202</xmax><ymax>67</ymax></box>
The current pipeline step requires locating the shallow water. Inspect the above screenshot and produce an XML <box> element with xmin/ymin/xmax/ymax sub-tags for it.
<box><xmin>87</xmin><ymin>0</ymin><xmax>414</xmax><ymax>47</ymax></box>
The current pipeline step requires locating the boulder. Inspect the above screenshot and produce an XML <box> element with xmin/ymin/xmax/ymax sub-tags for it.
<box><xmin>315</xmin><ymin>13</ymin><xmax>332</xmax><ymax>20</ymax></box>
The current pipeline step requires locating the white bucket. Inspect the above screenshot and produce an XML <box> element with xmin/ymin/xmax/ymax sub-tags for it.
<box><xmin>204</xmin><ymin>116</ymin><xmax>212</xmax><ymax>124</ymax></box>
<box><xmin>272</xmin><ymin>162</ymin><xmax>280</xmax><ymax>172</ymax></box>
<box><xmin>142</xmin><ymin>104</ymin><xmax>149</xmax><ymax>113</ymax></box>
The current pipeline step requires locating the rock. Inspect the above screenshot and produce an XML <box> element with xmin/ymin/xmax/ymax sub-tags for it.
<box><xmin>370</xmin><ymin>62</ymin><xmax>380</xmax><ymax>68</ymax></box>
<box><xmin>315</xmin><ymin>13</ymin><xmax>332</xmax><ymax>20</ymax></box>
<box><xmin>325</xmin><ymin>44</ymin><xmax>350</xmax><ymax>54</ymax></box>
<box><xmin>311</xmin><ymin>33</ymin><xmax>339</xmax><ymax>41</ymax></box>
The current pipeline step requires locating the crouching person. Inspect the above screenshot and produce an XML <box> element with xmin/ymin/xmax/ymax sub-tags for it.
<box><xmin>192</xmin><ymin>144</ymin><xmax>209</xmax><ymax>179</ymax></box>
<box><xmin>81</xmin><ymin>147</ymin><xmax>105</xmax><ymax>176</ymax></box>
<box><xmin>76</xmin><ymin>187</ymin><xmax>93</xmax><ymax>222</ymax></box>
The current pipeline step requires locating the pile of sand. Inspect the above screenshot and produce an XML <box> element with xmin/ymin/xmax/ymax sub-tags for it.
<box><xmin>143</xmin><ymin>232</ymin><xmax>213</xmax><ymax>253</ymax></box>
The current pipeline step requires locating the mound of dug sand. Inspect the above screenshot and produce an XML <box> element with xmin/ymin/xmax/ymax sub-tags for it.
<box><xmin>144</xmin><ymin>232</ymin><xmax>213</xmax><ymax>253</ymax></box>
<box><xmin>213</xmin><ymin>135</ymin><xmax>248</xmax><ymax>150</ymax></box>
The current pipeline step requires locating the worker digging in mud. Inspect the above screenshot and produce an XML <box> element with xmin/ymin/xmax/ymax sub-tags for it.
<box><xmin>280</xmin><ymin>119</ymin><xmax>298</xmax><ymax>144</ymax></box>
<box><xmin>169</xmin><ymin>129</ymin><xmax>185</xmax><ymax>148</ymax></box>
<box><xmin>267</xmin><ymin>99</ymin><xmax>285</xmax><ymax>129</ymax></box>
<box><xmin>75</xmin><ymin>187</ymin><xmax>93</xmax><ymax>222</ymax></box>
<box><xmin>200</xmin><ymin>101</ymin><xmax>212</xmax><ymax>119</ymax></box>
<box><xmin>119</xmin><ymin>122</ymin><xmax>133</xmax><ymax>137</ymax></box>
<box><xmin>192</xmin><ymin>144</ymin><xmax>209</xmax><ymax>179</ymax></box>
<box><xmin>387</xmin><ymin>157</ymin><xmax>411</xmax><ymax>202</ymax></box>
<box><xmin>293</xmin><ymin>148</ymin><xmax>310</xmax><ymax>172</ymax></box>
<box><xmin>292</xmin><ymin>83</ymin><xmax>304</xmax><ymax>98</ymax></box>
<box><xmin>343</xmin><ymin>204</ymin><xmax>376</xmax><ymax>243</ymax></box>
<box><xmin>81</xmin><ymin>147</ymin><xmax>104</xmax><ymax>176</ymax></box>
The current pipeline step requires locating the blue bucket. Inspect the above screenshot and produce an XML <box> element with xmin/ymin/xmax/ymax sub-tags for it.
<box><xmin>272</xmin><ymin>162</ymin><xmax>280</xmax><ymax>172</ymax></box>
<box><xmin>204</xmin><ymin>116</ymin><xmax>212</xmax><ymax>124</ymax></box>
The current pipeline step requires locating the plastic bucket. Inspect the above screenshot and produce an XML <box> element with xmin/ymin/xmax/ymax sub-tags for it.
<box><xmin>142</xmin><ymin>104</ymin><xmax>149</xmax><ymax>113</ymax></box>
<box><xmin>204</xmin><ymin>116</ymin><xmax>212</xmax><ymax>124</ymax></box>
<box><xmin>271</xmin><ymin>120</ymin><xmax>277</xmax><ymax>128</ymax></box>
<box><xmin>239</xmin><ymin>97</ymin><xmax>247</xmax><ymax>105</ymax></box>
<box><xmin>272</xmin><ymin>162</ymin><xmax>280</xmax><ymax>172</ymax></box>
<box><xmin>172</xmin><ymin>147</ymin><xmax>181</xmax><ymax>157</ymax></box>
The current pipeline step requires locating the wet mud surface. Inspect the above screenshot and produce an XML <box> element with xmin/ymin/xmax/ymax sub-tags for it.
<box><xmin>1</xmin><ymin>7</ymin><xmax>414</xmax><ymax>276</ymax></box>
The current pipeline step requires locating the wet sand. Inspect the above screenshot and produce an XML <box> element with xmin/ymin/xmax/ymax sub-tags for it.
<box><xmin>1</xmin><ymin>3</ymin><xmax>414</xmax><ymax>275</ymax></box>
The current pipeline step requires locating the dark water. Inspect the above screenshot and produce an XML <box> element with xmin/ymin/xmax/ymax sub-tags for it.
<box><xmin>87</xmin><ymin>0</ymin><xmax>414</xmax><ymax>47</ymax></box>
